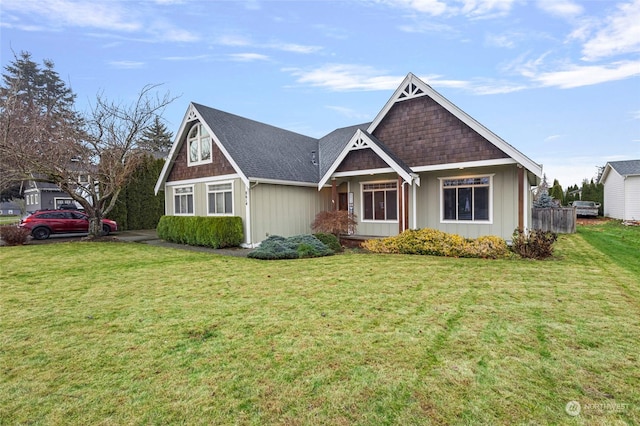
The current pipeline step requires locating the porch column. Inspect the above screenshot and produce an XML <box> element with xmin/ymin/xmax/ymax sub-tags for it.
<box><xmin>518</xmin><ymin>165</ymin><xmax>524</xmax><ymax>232</ymax></box>
<box><xmin>331</xmin><ymin>179</ymin><xmax>337</xmax><ymax>211</ymax></box>
<box><xmin>396</xmin><ymin>175</ymin><xmax>405</xmax><ymax>234</ymax></box>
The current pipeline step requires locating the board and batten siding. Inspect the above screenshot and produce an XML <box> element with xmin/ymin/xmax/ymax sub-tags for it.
<box><xmin>164</xmin><ymin>177</ymin><xmax>246</xmax><ymax>221</ymax></box>
<box><xmin>414</xmin><ymin>165</ymin><xmax>523</xmax><ymax>240</ymax></box>
<box><xmin>248</xmin><ymin>183</ymin><xmax>332</xmax><ymax>244</ymax></box>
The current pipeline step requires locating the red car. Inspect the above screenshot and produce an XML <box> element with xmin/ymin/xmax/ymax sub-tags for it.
<box><xmin>19</xmin><ymin>209</ymin><xmax>118</xmax><ymax>240</ymax></box>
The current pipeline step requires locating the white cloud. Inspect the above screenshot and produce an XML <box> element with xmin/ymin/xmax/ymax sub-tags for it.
<box><xmin>325</xmin><ymin>106</ymin><xmax>371</xmax><ymax>120</ymax></box>
<box><xmin>228</xmin><ymin>53</ymin><xmax>270</xmax><ymax>62</ymax></box>
<box><xmin>536</xmin><ymin>0</ymin><xmax>583</xmax><ymax>19</ymax></box>
<box><xmin>285</xmin><ymin>65</ymin><xmax>404</xmax><ymax>91</ymax></box>
<box><xmin>581</xmin><ymin>0</ymin><xmax>640</xmax><ymax>61</ymax></box>
<box><xmin>109</xmin><ymin>60</ymin><xmax>145</xmax><ymax>69</ymax></box>
<box><xmin>530</xmin><ymin>60</ymin><xmax>640</xmax><ymax>89</ymax></box>
<box><xmin>216</xmin><ymin>35</ymin><xmax>252</xmax><ymax>47</ymax></box>
<box><xmin>162</xmin><ymin>54</ymin><xmax>211</xmax><ymax>61</ymax></box>
<box><xmin>269</xmin><ymin>43</ymin><xmax>323</xmax><ymax>54</ymax></box>
<box><xmin>2</xmin><ymin>0</ymin><xmax>141</xmax><ymax>32</ymax></box>
<box><xmin>378</xmin><ymin>0</ymin><xmax>516</xmax><ymax>18</ymax></box>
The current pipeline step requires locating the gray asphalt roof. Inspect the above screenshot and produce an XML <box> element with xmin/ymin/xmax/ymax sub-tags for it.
<box><xmin>194</xmin><ymin>103</ymin><xmax>321</xmax><ymax>183</ymax></box>
<box><xmin>317</xmin><ymin>123</ymin><xmax>370</xmax><ymax>178</ymax></box>
<box><xmin>608</xmin><ymin>159</ymin><xmax>640</xmax><ymax>176</ymax></box>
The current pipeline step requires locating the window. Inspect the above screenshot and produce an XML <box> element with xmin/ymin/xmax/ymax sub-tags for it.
<box><xmin>187</xmin><ymin>123</ymin><xmax>212</xmax><ymax>166</ymax></box>
<box><xmin>174</xmin><ymin>186</ymin><xmax>194</xmax><ymax>215</ymax></box>
<box><xmin>362</xmin><ymin>182</ymin><xmax>397</xmax><ymax>221</ymax></box>
<box><xmin>208</xmin><ymin>182</ymin><xmax>233</xmax><ymax>215</ymax></box>
<box><xmin>441</xmin><ymin>176</ymin><xmax>491</xmax><ymax>222</ymax></box>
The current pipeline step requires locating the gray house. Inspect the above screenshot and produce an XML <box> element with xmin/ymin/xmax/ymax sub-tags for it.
<box><xmin>600</xmin><ymin>159</ymin><xmax>640</xmax><ymax>221</ymax></box>
<box><xmin>155</xmin><ymin>73</ymin><xmax>543</xmax><ymax>247</ymax></box>
<box><xmin>22</xmin><ymin>180</ymin><xmax>79</xmax><ymax>213</ymax></box>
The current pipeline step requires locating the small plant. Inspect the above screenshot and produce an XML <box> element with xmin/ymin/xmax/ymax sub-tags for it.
<box><xmin>311</xmin><ymin>210</ymin><xmax>357</xmax><ymax>236</ymax></box>
<box><xmin>0</xmin><ymin>225</ymin><xmax>31</xmax><ymax>246</ymax></box>
<box><xmin>313</xmin><ymin>233</ymin><xmax>342</xmax><ymax>252</ymax></box>
<box><xmin>511</xmin><ymin>228</ymin><xmax>558</xmax><ymax>259</ymax></box>
<box><xmin>248</xmin><ymin>234</ymin><xmax>334</xmax><ymax>260</ymax></box>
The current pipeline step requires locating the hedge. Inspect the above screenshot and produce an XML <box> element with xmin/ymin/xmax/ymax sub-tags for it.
<box><xmin>362</xmin><ymin>228</ymin><xmax>510</xmax><ymax>259</ymax></box>
<box><xmin>156</xmin><ymin>216</ymin><xmax>244</xmax><ymax>249</ymax></box>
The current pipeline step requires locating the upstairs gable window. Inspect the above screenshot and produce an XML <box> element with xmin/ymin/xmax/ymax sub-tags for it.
<box><xmin>187</xmin><ymin>123</ymin><xmax>212</xmax><ymax>166</ymax></box>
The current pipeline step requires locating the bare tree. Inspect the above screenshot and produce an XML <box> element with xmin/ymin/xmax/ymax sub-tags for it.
<box><xmin>62</xmin><ymin>85</ymin><xmax>176</xmax><ymax>237</ymax></box>
<box><xmin>1</xmin><ymin>52</ymin><xmax>176</xmax><ymax>238</ymax></box>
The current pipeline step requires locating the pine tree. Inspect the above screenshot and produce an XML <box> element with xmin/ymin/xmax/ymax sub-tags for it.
<box><xmin>138</xmin><ymin>116</ymin><xmax>173</xmax><ymax>155</ymax></box>
<box><xmin>549</xmin><ymin>179</ymin><xmax>564</xmax><ymax>205</ymax></box>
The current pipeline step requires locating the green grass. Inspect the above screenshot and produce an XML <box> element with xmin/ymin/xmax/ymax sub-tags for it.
<box><xmin>1</xmin><ymin>230</ymin><xmax>639</xmax><ymax>425</ymax></box>
<box><xmin>578</xmin><ymin>220</ymin><xmax>640</xmax><ymax>276</ymax></box>
<box><xmin>0</xmin><ymin>215</ymin><xmax>20</xmax><ymax>225</ymax></box>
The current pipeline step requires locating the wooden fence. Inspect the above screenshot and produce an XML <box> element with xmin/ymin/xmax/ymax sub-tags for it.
<box><xmin>531</xmin><ymin>207</ymin><xmax>576</xmax><ymax>234</ymax></box>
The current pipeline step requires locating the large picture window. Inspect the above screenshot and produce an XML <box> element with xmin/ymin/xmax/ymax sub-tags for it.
<box><xmin>187</xmin><ymin>123</ymin><xmax>212</xmax><ymax>166</ymax></box>
<box><xmin>174</xmin><ymin>186</ymin><xmax>194</xmax><ymax>215</ymax></box>
<box><xmin>441</xmin><ymin>176</ymin><xmax>491</xmax><ymax>222</ymax></box>
<box><xmin>208</xmin><ymin>182</ymin><xmax>233</xmax><ymax>215</ymax></box>
<box><xmin>362</xmin><ymin>182</ymin><xmax>397</xmax><ymax>221</ymax></box>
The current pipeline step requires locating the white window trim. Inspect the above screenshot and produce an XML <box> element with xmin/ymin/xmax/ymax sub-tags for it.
<box><xmin>174</xmin><ymin>185</ymin><xmax>195</xmax><ymax>216</ymax></box>
<box><xmin>360</xmin><ymin>180</ymin><xmax>399</xmax><ymax>223</ymax></box>
<box><xmin>187</xmin><ymin>123</ymin><xmax>213</xmax><ymax>167</ymax></box>
<box><xmin>207</xmin><ymin>180</ymin><xmax>234</xmax><ymax>216</ymax></box>
<box><xmin>438</xmin><ymin>174</ymin><xmax>494</xmax><ymax>224</ymax></box>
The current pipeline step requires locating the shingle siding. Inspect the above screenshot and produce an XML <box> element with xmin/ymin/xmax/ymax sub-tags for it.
<box><xmin>372</xmin><ymin>96</ymin><xmax>510</xmax><ymax>166</ymax></box>
<box><xmin>166</xmin><ymin>129</ymin><xmax>237</xmax><ymax>182</ymax></box>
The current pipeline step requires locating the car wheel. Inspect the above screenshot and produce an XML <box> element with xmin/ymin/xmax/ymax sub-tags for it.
<box><xmin>32</xmin><ymin>227</ymin><xmax>51</xmax><ymax>240</ymax></box>
<box><xmin>102</xmin><ymin>224</ymin><xmax>111</xmax><ymax>236</ymax></box>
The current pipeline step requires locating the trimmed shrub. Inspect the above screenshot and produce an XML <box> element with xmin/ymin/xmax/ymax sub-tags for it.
<box><xmin>313</xmin><ymin>232</ymin><xmax>342</xmax><ymax>253</ymax></box>
<box><xmin>248</xmin><ymin>234</ymin><xmax>334</xmax><ymax>260</ymax></box>
<box><xmin>362</xmin><ymin>228</ymin><xmax>510</xmax><ymax>259</ymax></box>
<box><xmin>156</xmin><ymin>216</ymin><xmax>243</xmax><ymax>249</ymax></box>
<box><xmin>0</xmin><ymin>226</ymin><xmax>31</xmax><ymax>246</ymax></box>
<box><xmin>311</xmin><ymin>210</ymin><xmax>357</xmax><ymax>236</ymax></box>
<box><xmin>511</xmin><ymin>229</ymin><xmax>558</xmax><ymax>259</ymax></box>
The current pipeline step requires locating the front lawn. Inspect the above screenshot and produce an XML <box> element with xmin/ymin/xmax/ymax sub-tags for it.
<box><xmin>1</xmin><ymin>230</ymin><xmax>638</xmax><ymax>424</ymax></box>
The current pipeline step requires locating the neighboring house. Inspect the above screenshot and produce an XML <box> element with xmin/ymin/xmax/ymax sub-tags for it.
<box><xmin>599</xmin><ymin>159</ymin><xmax>640</xmax><ymax>221</ymax></box>
<box><xmin>22</xmin><ymin>180</ymin><xmax>79</xmax><ymax>213</ymax></box>
<box><xmin>155</xmin><ymin>73</ymin><xmax>542</xmax><ymax>247</ymax></box>
<box><xmin>0</xmin><ymin>200</ymin><xmax>21</xmax><ymax>215</ymax></box>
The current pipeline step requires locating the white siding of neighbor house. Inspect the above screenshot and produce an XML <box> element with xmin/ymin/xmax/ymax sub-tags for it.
<box><xmin>248</xmin><ymin>183</ymin><xmax>332</xmax><ymax>244</ymax></box>
<box><xmin>603</xmin><ymin>169</ymin><xmax>625</xmax><ymax>220</ymax></box>
<box><xmin>624</xmin><ymin>176</ymin><xmax>640</xmax><ymax>221</ymax></box>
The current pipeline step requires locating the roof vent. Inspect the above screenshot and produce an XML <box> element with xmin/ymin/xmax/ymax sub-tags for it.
<box><xmin>311</xmin><ymin>151</ymin><xmax>318</xmax><ymax>166</ymax></box>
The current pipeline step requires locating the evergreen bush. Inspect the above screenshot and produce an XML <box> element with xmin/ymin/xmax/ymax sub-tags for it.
<box><xmin>156</xmin><ymin>216</ymin><xmax>243</xmax><ymax>249</ymax></box>
<box><xmin>248</xmin><ymin>234</ymin><xmax>334</xmax><ymax>260</ymax></box>
<box><xmin>313</xmin><ymin>232</ymin><xmax>342</xmax><ymax>252</ymax></box>
<box><xmin>362</xmin><ymin>228</ymin><xmax>510</xmax><ymax>259</ymax></box>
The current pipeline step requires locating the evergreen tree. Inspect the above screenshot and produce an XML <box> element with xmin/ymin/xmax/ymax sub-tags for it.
<box><xmin>0</xmin><ymin>51</ymin><xmax>84</xmax><ymax>201</ymax></box>
<box><xmin>549</xmin><ymin>179</ymin><xmax>564</xmax><ymax>205</ymax></box>
<box><xmin>138</xmin><ymin>116</ymin><xmax>173</xmax><ymax>155</ymax></box>
<box><xmin>534</xmin><ymin>174</ymin><xmax>556</xmax><ymax>207</ymax></box>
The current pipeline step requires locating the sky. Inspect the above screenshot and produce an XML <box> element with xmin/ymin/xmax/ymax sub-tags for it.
<box><xmin>1</xmin><ymin>0</ymin><xmax>639</xmax><ymax>189</ymax></box>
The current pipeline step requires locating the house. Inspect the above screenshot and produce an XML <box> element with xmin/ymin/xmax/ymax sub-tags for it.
<box><xmin>0</xmin><ymin>200</ymin><xmax>21</xmax><ymax>215</ymax></box>
<box><xmin>22</xmin><ymin>180</ymin><xmax>80</xmax><ymax>213</ymax></box>
<box><xmin>599</xmin><ymin>159</ymin><xmax>640</xmax><ymax>221</ymax></box>
<box><xmin>155</xmin><ymin>73</ymin><xmax>542</xmax><ymax>247</ymax></box>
